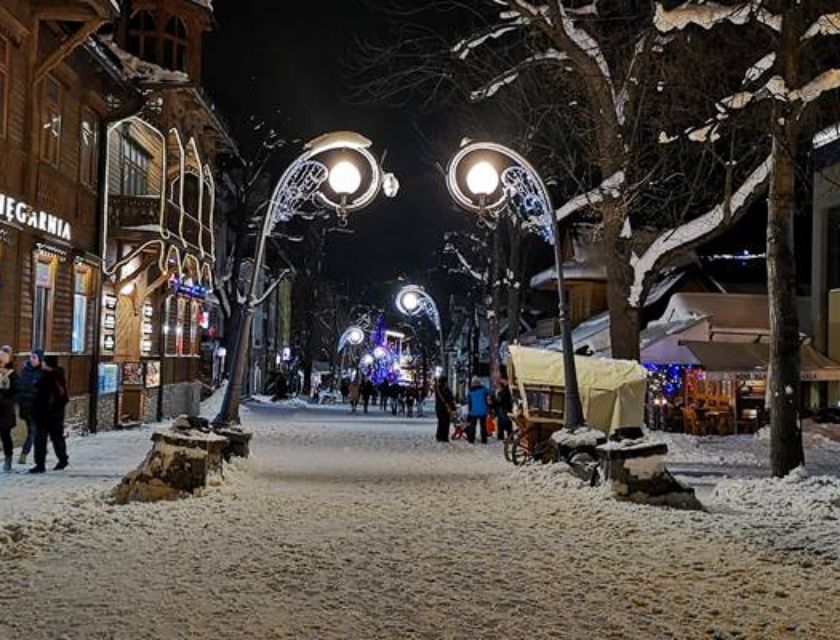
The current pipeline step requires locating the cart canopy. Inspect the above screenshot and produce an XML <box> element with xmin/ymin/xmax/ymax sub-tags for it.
<box><xmin>507</xmin><ymin>346</ymin><xmax>648</xmax><ymax>432</ymax></box>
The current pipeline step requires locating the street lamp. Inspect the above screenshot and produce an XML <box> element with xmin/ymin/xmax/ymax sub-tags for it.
<box><xmin>445</xmin><ymin>141</ymin><xmax>584</xmax><ymax>428</ymax></box>
<box><xmin>213</xmin><ymin>132</ymin><xmax>397</xmax><ymax>427</ymax></box>
<box><xmin>338</xmin><ymin>325</ymin><xmax>365</xmax><ymax>352</ymax></box>
<box><xmin>396</xmin><ymin>284</ymin><xmax>444</xmax><ymax>356</ymax></box>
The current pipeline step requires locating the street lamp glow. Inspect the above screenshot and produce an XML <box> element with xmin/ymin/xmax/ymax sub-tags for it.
<box><xmin>466</xmin><ymin>161</ymin><xmax>499</xmax><ymax>196</ymax></box>
<box><xmin>401</xmin><ymin>291</ymin><xmax>419</xmax><ymax>312</ymax></box>
<box><xmin>348</xmin><ymin>327</ymin><xmax>364</xmax><ymax>345</ymax></box>
<box><xmin>373</xmin><ymin>346</ymin><xmax>388</xmax><ymax>360</ymax></box>
<box><xmin>360</xmin><ymin>354</ymin><xmax>374</xmax><ymax>367</ymax></box>
<box><xmin>329</xmin><ymin>160</ymin><xmax>362</xmax><ymax>195</ymax></box>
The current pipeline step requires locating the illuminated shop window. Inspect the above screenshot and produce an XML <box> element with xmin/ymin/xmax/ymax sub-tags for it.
<box><xmin>32</xmin><ymin>257</ymin><xmax>56</xmax><ymax>351</ymax></box>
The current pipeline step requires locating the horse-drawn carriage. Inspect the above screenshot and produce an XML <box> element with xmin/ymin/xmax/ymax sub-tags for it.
<box><xmin>504</xmin><ymin>346</ymin><xmax>648</xmax><ymax>468</ymax></box>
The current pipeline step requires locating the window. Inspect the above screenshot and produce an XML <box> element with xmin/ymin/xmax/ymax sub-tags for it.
<box><xmin>72</xmin><ymin>268</ymin><xmax>90</xmax><ymax>353</ymax></box>
<box><xmin>128</xmin><ymin>11</ymin><xmax>158</xmax><ymax>63</ymax></box>
<box><xmin>0</xmin><ymin>36</ymin><xmax>8</xmax><ymax>138</ymax></box>
<box><xmin>32</xmin><ymin>257</ymin><xmax>55</xmax><ymax>351</ymax></box>
<box><xmin>79</xmin><ymin>108</ymin><xmax>99</xmax><ymax>187</ymax></box>
<box><xmin>190</xmin><ymin>301</ymin><xmax>200</xmax><ymax>355</ymax></box>
<box><xmin>176</xmin><ymin>297</ymin><xmax>185</xmax><ymax>356</ymax></box>
<box><xmin>163</xmin><ymin>16</ymin><xmax>188</xmax><ymax>71</ymax></box>
<box><xmin>40</xmin><ymin>76</ymin><xmax>61</xmax><ymax>166</ymax></box>
<box><xmin>121</xmin><ymin>136</ymin><xmax>150</xmax><ymax>196</ymax></box>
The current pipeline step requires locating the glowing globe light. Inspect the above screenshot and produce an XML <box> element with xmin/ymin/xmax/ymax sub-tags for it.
<box><xmin>401</xmin><ymin>291</ymin><xmax>419</xmax><ymax>312</ymax></box>
<box><xmin>347</xmin><ymin>327</ymin><xmax>364</xmax><ymax>345</ymax></box>
<box><xmin>329</xmin><ymin>160</ymin><xmax>362</xmax><ymax>195</ymax></box>
<box><xmin>360</xmin><ymin>354</ymin><xmax>374</xmax><ymax>367</ymax></box>
<box><xmin>373</xmin><ymin>346</ymin><xmax>388</xmax><ymax>360</ymax></box>
<box><xmin>466</xmin><ymin>161</ymin><xmax>499</xmax><ymax>196</ymax></box>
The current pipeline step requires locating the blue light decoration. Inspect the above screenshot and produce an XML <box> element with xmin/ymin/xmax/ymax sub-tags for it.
<box><xmin>643</xmin><ymin>363</ymin><xmax>689</xmax><ymax>400</ymax></box>
<box><xmin>168</xmin><ymin>275</ymin><xmax>208</xmax><ymax>299</ymax></box>
<box><xmin>358</xmin><ymin>316</ymin><xmax>402</xmax><ymax>385</ymax></box>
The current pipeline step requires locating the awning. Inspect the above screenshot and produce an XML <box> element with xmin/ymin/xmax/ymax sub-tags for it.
<box><xmin>680</xmin><ymin>341</ymin><xmax>840</xmax><ymax>381</ymax></box>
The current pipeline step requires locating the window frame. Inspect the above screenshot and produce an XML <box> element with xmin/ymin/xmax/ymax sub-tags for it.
<box><xmin>120</xmin><ymin>136</ymin><xmax>151</xmax><ymax>196</ymax></box>
<box><xmin>162</xmin><ymin>16</ymin><xmax>188</xmax><ymax>72</ymax></box>
<box><xmin>71</xmin><ymin>266</ymin><xmax>91</xmax><ymax>354</ymax></box>
<box><xmin>127</xmin><ymin>10</ymin><xmax>159</xmax><ymax>63</ymax></box>
<box><xmin>32</xmin><ymin>254</ymin><xmax>56</xmax><ymax>352</ymax></box>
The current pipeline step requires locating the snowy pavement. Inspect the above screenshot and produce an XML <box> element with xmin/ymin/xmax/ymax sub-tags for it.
<box><xmin>0</xmin><ymin>400</ymin><xmax>838</xmax><ymax>639</ymax></box>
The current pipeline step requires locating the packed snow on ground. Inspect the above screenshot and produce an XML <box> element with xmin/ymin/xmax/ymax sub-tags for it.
<box><xmin>0</xmin><ymin>401</ymin><xmax>839</xmax><ymax>638</ymax></box>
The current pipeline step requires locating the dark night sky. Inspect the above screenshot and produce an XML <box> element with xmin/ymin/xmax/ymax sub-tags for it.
<box><xmin>202</xmin><ymin>1</ymin><xmax>781</xmax><ymax>308</ymax></box>
<box><xmin>203</xmin><ymin>1</ymin><xmax>466</xmax><ymax>306</ymax></box>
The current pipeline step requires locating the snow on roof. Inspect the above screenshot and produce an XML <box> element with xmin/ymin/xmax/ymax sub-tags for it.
<box><xmin>101</xmin><ymin>36</ymin><xmax>190</xmax><ymax>85</ymax></box>
<box><xmin>657</xmin><ymin>292</ymin><xmax>810</xmax><ymax>334</ymax></box>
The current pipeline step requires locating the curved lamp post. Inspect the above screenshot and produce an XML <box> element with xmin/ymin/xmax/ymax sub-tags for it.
<box><xmin>337</xmin><ymin>325</ymin><xmax>365</xmax><ymax>353</ymax></box>
<box><xmin>214</xmin><ymin>132</ymin><xmax>397</xmax><ymax>427</ymax></box>
<box><xmin>396</xmin><ymin>284</ymin><xmax>444</xmax><ymax>364</ymax></box>
<box><xmin>445</xmin><ymin>141</ymin><xmax>584</xmax><ymax>428</ymax></box>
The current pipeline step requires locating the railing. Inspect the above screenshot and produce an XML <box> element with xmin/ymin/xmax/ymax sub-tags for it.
<box><xmin>110</xmin><ymin>195</ymin><xmax>161</xmax><ymax>229</ymax></box>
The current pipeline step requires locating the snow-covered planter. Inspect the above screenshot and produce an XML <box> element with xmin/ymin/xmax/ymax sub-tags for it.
<box><xmin>112</xmin><ymin>416</ymin><xmax>230</xmax><ymax>504</ymax></box>
<box><xmin>598</xmin><ymin>439</ymin><xmax>703</xmax><ymax>511</ymax></box>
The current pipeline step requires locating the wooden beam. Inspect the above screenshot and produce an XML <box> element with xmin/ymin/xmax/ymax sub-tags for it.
<box><xmin>0</xmin><ymin>6</ymin><xmax>31</xmax><ymax>45</ymax></box>
<box><xmin>34</xmin><ymin>19</ymin><xmax>104</xmax><ymax>85</ymax></box>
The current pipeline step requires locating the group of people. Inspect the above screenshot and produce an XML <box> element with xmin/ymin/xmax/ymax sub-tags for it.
<box><xmin>340</xmin><ymin>378</ymin><xmax>426</xmax><ymax>416</ymax></box>
<box><xmin>434</xmin><ymin>374</ymin><xmax>514</xmax><ymax>444</ymax></box>
<box><xmin>0</xmin><ymin>348</ymin><xmax>70</xmax><ymax>474</ymax></box>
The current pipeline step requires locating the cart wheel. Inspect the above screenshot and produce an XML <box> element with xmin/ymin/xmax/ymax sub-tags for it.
<box><xmin>508</xmin><ymin>436</ymin><xmax>531</xmax><ymax>466</ymax></box>
<box><xmin>567</xmin><ymin>451</ymin><xmax>599</xmax><ymax>484</ymax></box>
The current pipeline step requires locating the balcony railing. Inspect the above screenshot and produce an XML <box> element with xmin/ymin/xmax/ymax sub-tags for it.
<box><xmin>110</xmin><ymin>195</ymin><xmax>205</xmax><ymax>251</ymax></box>
<box><xmin>110</xmin><ymin>195</ymin><xmax>160</xmax><ymax>229</ymax></box>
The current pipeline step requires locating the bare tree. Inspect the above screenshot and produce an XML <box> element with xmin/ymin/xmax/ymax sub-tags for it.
<box><xmin>356</xmin><ymin>0</ymin><xmax>770</xmax><ymax>361</ymax></box>
<box><xmin>654</xmin><ymin>0</ymin><xmax>840</xmax><ymax>476</ymax></box>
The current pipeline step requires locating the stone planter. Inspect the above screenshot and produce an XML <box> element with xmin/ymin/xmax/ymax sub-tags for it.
<box><xmin>598</xmin><ymin>440</ymin><xmax>704</xmax><ymax>511</ymax></box>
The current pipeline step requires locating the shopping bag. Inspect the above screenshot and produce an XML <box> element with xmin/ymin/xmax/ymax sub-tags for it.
<box><xmin>486</xmin><ymin>415</ymin><xmax>496</xmax><ymax>435</ymax></box>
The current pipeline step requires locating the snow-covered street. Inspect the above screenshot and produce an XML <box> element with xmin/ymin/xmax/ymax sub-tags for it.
<box><xmin>1</xmin><ymin>401</ymin><xmax>839</xmax><ymax>639</ymax></box>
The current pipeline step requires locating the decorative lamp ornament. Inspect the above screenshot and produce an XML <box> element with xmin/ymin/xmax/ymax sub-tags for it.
<box><xmin>360</xmin><ymin>354</ymin><xmax>374</xmax><ymax>367</ymax></box>
<box><xmin>328</xmin><ymin>160</ymin><xmax>362</xmax><ymax>195</ymax></box>
<box><xmin>466</xmin><ymin>161</ymin><xmax>500</xmax><ymax>197</ymax></box>
<box><xmin>382</xmin><ymin>173</ymin><xmax>400</xmax><ymax>198</ymax></box>
<box><xmin>373</xmin><ymin>346</ymin><xmax>388</xmax><ymax>360</ymax></box>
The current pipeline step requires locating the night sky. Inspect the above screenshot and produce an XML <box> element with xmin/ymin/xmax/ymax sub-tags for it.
<box><xmin>203</xmin><ymin>1</ymin><xmax>781</xmax><ymax>308</ymax></box>
<box><xmin>203</xmin><ymin>1</ymin><xmax>466</xmax><ymax>306</ymax></box>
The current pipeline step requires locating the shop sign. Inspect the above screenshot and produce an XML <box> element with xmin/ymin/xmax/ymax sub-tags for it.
<box><xmin>0</xmin><ymin>193</ymin><xmax>72</xmax><ymax>242</ymax></box>
<box><xmin>122</xmin><ymin>362</ymin><xmax>144</xmax><ymax>387</ymax></box>
<box><xmin>168</xmin><ymin>275</ymin><xmax>208</xmax><ymax>299</ymax></box>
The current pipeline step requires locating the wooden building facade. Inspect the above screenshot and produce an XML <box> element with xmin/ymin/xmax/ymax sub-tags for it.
<box><xmin>0</xmin><ymin>0</ymin><xmax>236</xmax><ymax>431</ymax></box>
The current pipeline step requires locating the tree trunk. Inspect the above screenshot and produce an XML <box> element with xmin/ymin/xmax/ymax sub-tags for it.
<box><xmin>767</xmin><ymin>7</ymin><xmax>804</xmax><ymax>477</ymax></box>
<box><xmin>604</xmin><ymin>214</ymin><xmax>641</xmax><ymax>361</ymax></box>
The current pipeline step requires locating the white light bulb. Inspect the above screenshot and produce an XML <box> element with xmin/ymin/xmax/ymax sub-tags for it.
<box><xmin>466</xmin><ymin>161</ymin><xmax>499</xmax><ymax>197</ymax></box>
<box><xmin>120</xmin><ymin>282</ymin><xmax>135</xmax><ymax>296</ymax></box>
<box><xmin>349</xmin><ymin>328</ymin><xmax>364</xmax><ymax>344</ymax></box>
<box><xmin>329</xmin><ymin>161</ymin><xmax>362</xmax><ymax>195</ymax></box>
<box><xmin>401</xmin><ymin>291</ymin><xmax>419</xmax><ymax>311</ymax></box>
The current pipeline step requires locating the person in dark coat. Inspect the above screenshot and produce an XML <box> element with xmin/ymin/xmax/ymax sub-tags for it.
<box><xmin>0</xmin><ymin>346</ymin><xmax>19</xmax><ymax>472</ymax></box>
<box><xmin>360</xmin><ymin>377</ymin><xmax>374</xmax><ymax>414</ymax></box>
<box><xmin>17</xmin><ymin>349</ymin><xmax>44</xmax><ymax>465</ymax></box>
<box><xmin>495</xmin><ymin>376</ymin><xmax>514</xmax><ymax>441</ymax></box>
<box><xmin>467</xmin><ymin>376</ymin><xmax>491</xmax><ymax>444</ymax></box>
<box><xmin>434</xmin><ymin>376</ymin><xmax>455</xmax><ymax>443</ymax></box>
<box><xmin>30</xmin><ymin>355</ymin><xmax>69</xmax><ymax>473</ymax></box>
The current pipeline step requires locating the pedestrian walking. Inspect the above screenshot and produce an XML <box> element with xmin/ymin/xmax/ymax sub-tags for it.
<box><xmin>348</xmin><ymin>378</ymin><xmax>361</xmax><ymax>413</ymax></box>
<box><xmin>467</xmin><ymin>376</ymin><xmax>491</xmax><ymax>444</ymax></box>
<box><xmin>360</xmin><ymin>377</ymin><xmax>374</xmax><ymax>414</ymax></box>
<box><xmin>0</xmin><ymin>346</ymin><xmax>19</xmax><ymax>472</ymax></box>
<box><xmin>406</xmin><ymin>386</ymin><xmax>417</xmax><ymax>417</ymax></box>
<box><xmin>495</xmin><ymin>376</ymin><xmax>514</xmax><ymax>440</ymax></box>
<box><xmin>379</xmin><ymin>381</ymin><xmax>390</xmax><ymax>412</ymax></box>
<box><xmin>17</xmin><ymin>349</ymin><xmax>44</xmax><ymax>465</ymax></box>
<box><xmin>434</xmin><ymin>376</ymin><xmax>455</xmax><ymax>442</ymax></box>
<box><xmin>30</xmin><ymin>355</ymin><xmax>69</xmax><ymax>473</ymax></box>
